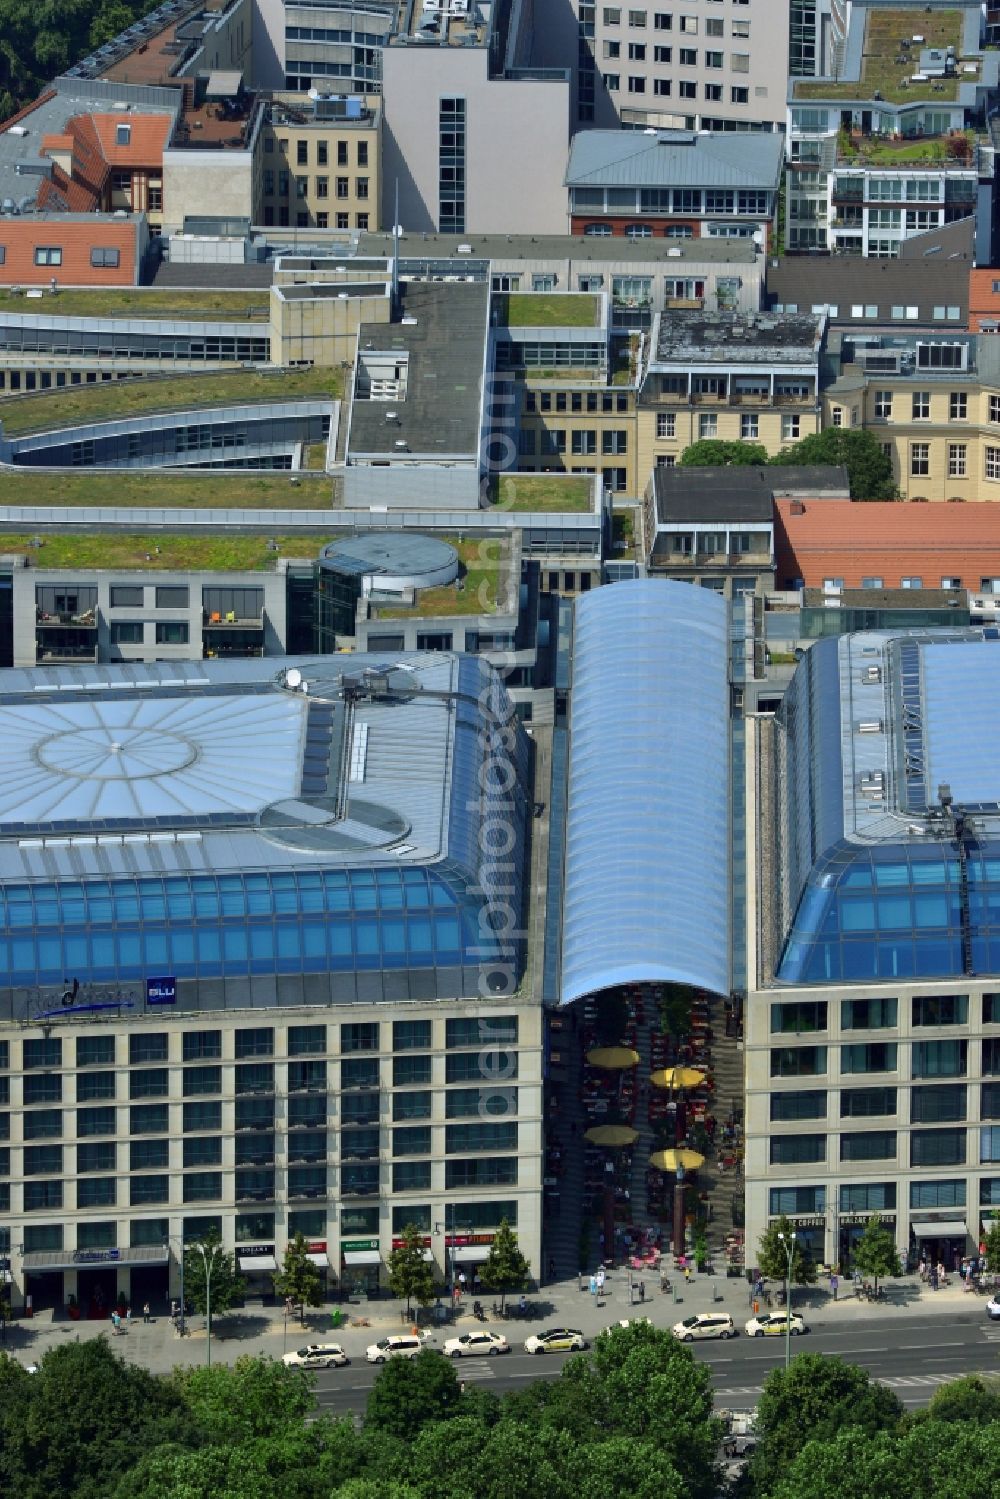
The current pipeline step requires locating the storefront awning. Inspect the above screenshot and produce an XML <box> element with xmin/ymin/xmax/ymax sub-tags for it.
<box><xmin>238</xmin><ymin>1253</ymin><xmax>278</xmax><ymax>1272</ymax></box>
<box><xmin>911</xmin><ymin>1220</ymin><xmax>969</xmax><ymax>1240</ymax></box>
<box><xmin>22</xmin><ymin>1246</ymin><xmax>169</xmax><ymax>1272</ymax></box>
<box><xmin>451</xmin><ymin>1245</ymin><xmax>491</xmax><ymax>1264</ymax></box>
<box><xmin>306</xmin><ymin>1253</ymin><xmax>329</xmax><ymax>1269</ymax></box>
<box><xmin>343</xmin><ymin>1249</ymin><xmax>381</xmax><ymax>1267</ymax></box>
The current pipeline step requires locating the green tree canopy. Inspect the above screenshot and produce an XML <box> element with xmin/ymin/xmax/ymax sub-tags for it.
<box><xmin>916</xmin><ymin>1375</ymin><xmax>1000</xmax><ymax>1427</ymax></box>
<box><xmin>771</xmin><ymin>1419</ymin><xmax>1000</xmax><ymax>1499</ymax></box>
<box><xmin>679</xmin><ymin>439</ymin><xmax>769</xmax><ymax>467</ymax></box>
<box><xmin>770</xmin><ymin>426</ymin><xmax>897</xmax><ymax>499</ymax></box>
<box><xmin>850</xmin><ymin>1212</ymin><xmax>901</xmax><ymax>1292</ymax></box>
<box><xmin>182</xmin><ymin>1230</ymin><xmax>245</xmax><ymax>1333</ymax></box>
<box><xmin>386</xmin><ymin>1223</ymin><xmax>435</xmax><ymax>1316</ymax></box>
<box><xmin>479</xmin><ymin>1219</ymin><xmax>530</xmax><ymax>1310</ymax></box>
<box><xmin>983</xmin><ymin>1216</ymin><xmax>1000</xmax><ymax>1273</ymax></box>
<box><xmin>365</xmin><ymin>1349</ymin><xmax>462</xmax><ymax>1443</ymax></box>
<box><xmin>273</xmin><ymin>1231</ymin><xmax>324</xmax><ymax>1325</ymax></box>
<box><xmin>751</xmin><ymin>1353</ymin><xmax>904</xmax><ymax>1495</ymax></box>
<box><xmin>756</xmin><ymin>1214</ymin><xmax>818</xmax><ymax>1292</ymax></box>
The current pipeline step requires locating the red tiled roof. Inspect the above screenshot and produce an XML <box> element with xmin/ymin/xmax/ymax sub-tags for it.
<box><xmin>774</xmin><ymin>499</ymin><xmax>1000</xmax><ymax>591</ymax></box>
<box><xmin>89</xmin><ymin>112</ymin><xmax>173</xmax><ymax>165</ymax></box>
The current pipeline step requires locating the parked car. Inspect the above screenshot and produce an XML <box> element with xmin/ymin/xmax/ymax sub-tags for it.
<box><xmin>443</xmin><ymin>1331</ymin><xmax>510</xmax><ymax>1358</ymax></box>
<box><xmin>986</xmin><ymin>1295</ymin><xmax>1000</xmax><ymax>1321</ymax></box>
<box><xmin>366</xmin><ymin>1335</ymin><xmax>423</xmax><ymax>1363</ymax></box>
<box><xmin>524</xmin><ymin>1327</ymin><xmax>588</xmax><ymax>1355</ymax></box>
<box><xmin>744</xmin><ymin>1312</ymin><xmax>807</xmax><ymax>1338</ymax></box>
<box><xmin>282</xmin><ymin>1343</ymin><xmax>350</xmax><ymax>1369</ymax></box>
<box><xmin>672</xmin><ymin>1313</ymin><xmax>737</xmax><ymax>1342</ymax></box>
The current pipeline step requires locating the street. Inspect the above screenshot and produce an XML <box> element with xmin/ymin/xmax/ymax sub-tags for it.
<box><xmin>311</xmin><ymin>1307</ymin><xmax>1000</xmax><ymax>1417</ymax></box>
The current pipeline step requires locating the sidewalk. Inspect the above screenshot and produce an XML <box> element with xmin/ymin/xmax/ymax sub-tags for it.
<box><xmin>2</xmin><ymin>1270</ymin><xmax>987</xmax><ymax>1376</ymax></box>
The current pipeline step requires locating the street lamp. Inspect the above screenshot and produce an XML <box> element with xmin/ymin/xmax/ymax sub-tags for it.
<box><xmin>777</xmin><ymin>1229</ymin><xmax>796</xmax><ymax>1372</ymax></box>
<box><xmin>163</xmin><ymin>1234</ymin><xmax>186</xmax><ymax>1338</ymax></box>
<box><xmin>191</xmin><ymin>1242</ymin><xmax>214</xmax><ymax>1367</ymax></box>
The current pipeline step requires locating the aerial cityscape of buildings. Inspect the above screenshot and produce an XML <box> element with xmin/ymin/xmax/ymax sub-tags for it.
<box><xmin>1</xmin><ymin>0</ymin><xmax>1000</xmax><ymax>1374</ymax></box>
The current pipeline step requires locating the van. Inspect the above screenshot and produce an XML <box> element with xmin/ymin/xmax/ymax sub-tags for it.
<box><xmin>366</xmin><ymin>1334</ymin><xmax>423</xmax><ymax>1363</ymax></box>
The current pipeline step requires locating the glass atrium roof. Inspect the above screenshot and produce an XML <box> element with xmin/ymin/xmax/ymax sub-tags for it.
<box><xmin>560</xmin><ymin>579</ymin><xmax>730</xmax><ymax>1005</ymax></box>
<box><xmin>773</xmin><ymin>629</ymin><xmax>1000</xmax><ymax>985</ymax></box>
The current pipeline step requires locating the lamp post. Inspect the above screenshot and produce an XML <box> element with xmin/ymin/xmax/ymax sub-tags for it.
<box><xmin>191</xmin><ymin>1242</ymin><xmax>213</xmax><ymax>1368</ymax></box>
<box><xmin>164</xmin><ymin>1235</ymin><xmax>186</xmax><ymax>1338</ymax></box>
<box><xmin>777</xmin><ymin>1229</ymin><xmax>796</xmax><ymax>1371</ymax></box>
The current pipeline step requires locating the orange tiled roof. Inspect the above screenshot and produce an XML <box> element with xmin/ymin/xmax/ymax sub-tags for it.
<box><xmin>89</xmin><ymin>112</ymin><xmax>173</xmax><ymax>165</ymax></box>
<box><xmin>774</xmin><ymin>499</ymin><xmax>1000</xmax><ymax>591</ymax></box>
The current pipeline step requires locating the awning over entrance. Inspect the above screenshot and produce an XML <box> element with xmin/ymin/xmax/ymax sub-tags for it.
<box><xmin>343</xmin><ymin>1249</ymin><xmax>381</xmax><ymax>1267</ymax></box>
<box><xmin>451</xmin><ymin>1245</ymin><xmax>491</xmax><ymax>1264</ymax></box>
<box><xmin>238</xmin><ymin>1253</ymin><xmax>278</xmax><ymax>1272</ymax></box>
<box><xmin>22</xmin><ymin>1246</ymin><xmax>169</xmax><ymax>1272</ymax></box>
<box><xmin>911</xmin><ymin>1220</ymin><xmax>969</xmax><ymax>1240</ymax></box>
<box><xmin>306</xmin><ymin>1253</ymin><xmax>330</xmax><ymax>1269</ymax></box>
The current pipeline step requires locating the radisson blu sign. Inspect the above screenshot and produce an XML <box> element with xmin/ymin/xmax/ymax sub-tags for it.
<box><xmin>146</xmin><ymin>975</ymin><xmax>177</xmax><ymax>1006</ymax></box>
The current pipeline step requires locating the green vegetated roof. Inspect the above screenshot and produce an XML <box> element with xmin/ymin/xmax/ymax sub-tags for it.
<box><xmin>503</xmin><ymin>294</ymin><xmax>600</xmax><ymax>328</ymax></box>
<box><xmin>0</xmin><ymin>471</ymin><xmax>331</xmax><ymax>508</ymax></box>
<box><xmin>372</xmin><ymin>538</ymin><xmax>502</xmax><ymax>618</ymax></box>
<box><xmin>0</xmin><ymin>368</ymin><xmax>340</xmax><ymax>437</ymax></box>
<box><xmin>0</xmin><ymin>532</ymin><xmax>325</xmax><ymax>571</ymax></box>
<box><xmin>793</xmin><ymin>7</ymin><xmax>968</xmax><ymax>105</ymax></box>
<box><xmin>492</xmin><ymin>473</ymin><xmax>593</xmax><ymax>512</ymax></box>
<box><xmin>0</xmin><ymin>289</ymin><xmax>270</xmax><ymax>321</ymax></box>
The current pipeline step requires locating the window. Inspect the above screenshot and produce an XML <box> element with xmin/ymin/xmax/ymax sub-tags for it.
<box><xmin>572</xmin><ymin>430</ymin><xmax>597</xmax><ymax>456</ymax></box>
<box><xmin>698</xmin><ymin>414</ymin><xmax>718</xmax><ymax>439</ymax></box>
<box><xmin>130</xmin><ymin>1138</ymin><xmax>168</xmax><ymax>1171</ymax></box>
<box><xmin>235</xmin><ymin>1063</ymin><xmax>273</xmax><ymax>1095</ymax></box>
<box><xmin>186</xmin><ymin>1173</ymin><xmax>223</xmax><ymax>1202</ymax></box>
<box><xmin>394</xmin><ymin>1090</ymin><xmax>432</xmax><ymax>1121</ymax></box>
<box><xmin>910</xmin><ymin>443</ymin><xmax>930</xmax><ymax>477</ymax></box>
<box><xmin>874</xmin><ymin>391</ymin><xmax>892</xmax><ymax>420</ymax></box>
<box><xmin>769</xmin><ymin>1186</ymin><xmax>825</xmax><ymax>1216</ymax></box>
<box><xmin>24</xmin><ymin>1076</ymin><xmax>62</xmax><ymax>1105</ymax></box>
<box><xmin>653</xmin><ymin>10</ymin><xmax>670</xmax><ymax>26</ymax></box>
<box><xmin>770</xmin><ymin>1047</ymin><xmax>827</xmax><ymax>1078</ymax></box>
<box><xmin>130</xmin><ymin>1069</ymin><xmax>168</xmax><ymax>1099</ymax></box>
<box><xmin>656</xmin><ymin>412</ymin><xmax>675</xmax><ymax>439</ymax></box>
<box><xmin>342</xmin><ymin>1023</ymin><xmax>379</xmax><ymax>1052</ymax></box>
<box><xmin>445</xmin><ymin>1157</ymin><xmax>517</xmax><ymax>1189</ymax></box>
<box><xmin>77</xmin><ymin>1220</ymin><xmax>116</xmax><ymax>1250</ymax></box>
<box><xmin>130</xmin><ymin>1175</ymin><xmax>168</xmax><ymax>1205</ymax></box>
<box><xmin>183</xmin><ymin>1136</ymin><xmax>222</xmax><ymax>1167</ymax></box>
<box><xmin>235</xmin><ymin>1027</ymin><xmax>274</xmax><ymax>1059</ymax></box>
<box><xmin>183</xmin><ymin>1066</ymin><xmax>221</xmax><ymax>1096</ymax></box>
<box><xmin>77</xmin><ymin>1139</ymin><xmax>117</xmax><ymax>1173</ymax></box>
<box><xmin>155</xmin><ymin>621</ymin><xmax>189</xmax><ymax>645</ymax></box>
<box><xmin>769</xmin><ymin>1134</ymin><xmax>825</xmax><ymax>1165</ymax></box>
<box><xmin>841</xmin><ymin>997</ymin><xmax>897</xmax><ymax>1030</ymax></box>
<box><xmin>991</xmin><ymin>396</ymin><xmax>1000</xmax><ymax>425</ymax></box>
<box><xmin>705</xmin><ymin>49</ymin><xmax>723</xmax><ymax>67</ymax></box>
<box><xmin>841</xmin><ymin>1087</ymin><xmax>896</xmax><ymax>1118</ymax></box>
<box><xmin>393</xmin><ymin>1055</ymin><xmax>431</xmax><ymax>1087</ymax></box>
<box><xmin>770</xmin><ymin>1001</ymin><xmax>827</xmax><ymax>1034</ymax></box>
<box><xmin>781</xmin><ymin>415</ymin><xmax>800</xmax><ymax>442</ymax></box>
<box><xmin>392</xmin><ymin>1160</ymin><xmax>431</xmax><ymax>1192</ymax></box>
<box><xmin>446</xmin><ymin>1086</ymin><xmax>517</xmax><ymax>1119</ymax></box>
<box><xmin>912</xmin><ymin>1040</ymin><xmax>967</xmax><ymax>1079</ymax></box>
<box><xmin>840</xmin><ymin>1130</ymin><xmax>896</xmax><ymax>1161</ymax></box>
<box><xmin>77</xmin><ymin>1035</ymin><xmax>115</xmax><ymax>1068</ymax></box>
<box><xmin>394</xmin><ymin>1021</ymin><xmax>432</xmax><ymax>1051</ymax></box>
<box><xmin>109</xmin><ymin>585</ymin><xmax>142</xmax><ymax>607</ymax></box>
<box><xmin>911</xmin><ymin>1128</ymin><xmax>967</xmax><ymax>1167</ymax></box>
<box><xmin>393</xmin><ymin>1126</ymin><xmax>431</xmax><ymax>1156</ymax></box>
<box><xmin>901</xmin><ymin>576</ymin><xmax>923</xmax><ymax>589</ymax></box>
<box><xmin>948</xmin><ymin>444</ymin><xmax>967</xmax><ymax>478</ymax></box>
<box><xmin>831</xmin><ymin>407</ymin><xmax>843</xmax><ymax>428</ymax></box>
<box><xmin>949</xmin><ymin>392</ymin><xmax>968</xmax><ymax>420</ymax></box>
<box><xmin>288</xmin><ymin>1025</ymin><xmax>326</xmax><ymax>1055</ymax></box>
<box><xmin>628</xmin><ymin>7</ymin><xmax>646</xmax><ymax>22</ymax></box>
<box><xmin>987</xmin><ymin>448</ymin><xmax>1000</xmax><ymax>481</ymax></box>
<box><xmin>679</xmin><ymin>46</ymin><xmax>697</xmax><ymax>64</ymax></box>
<box><xmin>914</xmin><ymin>995</ymin><xmax>968</xmax><ymax>1027</ymax></box>
<box><xmin>155</xmin><ymin>586</ymin><xmax>188</xmax><ymax>609</ymax></box>
<box><xmin>23</xmin><ymin>1109</ymin><xmax>62</xmax><ymax>1139</ymax></box>
<box><xmin>34</xmin><ymin>248</ymin><xmax>63</xmax><ymax>266</ymax></box>
<box><xmin>911</xmin><ymin>1085</ymin><xmax>966</xmax><ymax>1123</ymax></box>
<box><xmin>602</xmin><ymin>430</ymin><xmax>628</xmax><ymax>455</ymax></box>
<box><xmin>841</xmin><ymin>1043</ymin><xmax>897</xmax><ymax>1075</ymax></box>
<box><xmin>182</xmin><ymin>1031</ymin><xmax>221</xmax><ymax>1062</ymax></box>
<box><xmin>912</xmin><ymin>392</ymin><xmax>930</xmax><ymax>420</ymax></box>
<box><xmin>731</xmin><ymin>86</ymin><xmax>749</xmax><ymax>103</ymax></box>
<box><xmin>110</xmin><ymin>621</ymin><xmax>142</xmax><ymax>645</ymax></box>
<box><xmin>740</xmin><ymin>414</ymin><xmax>758</xmax><ymax>440</ymax></box>
<box><xmin>183</xmin><ymin>1100</ymin><xmax>221</xmax><ymax>1132</ymax></box>
<box><xmin>24</xmin><ymin>1038</ymin><xmax>61</xmax><ymax>1069</ymax></box>
<box><xmin>447</xmin><ymin>1051</ymin><xmax>518</xmax><ymax>1084</ymax></box>
<box><xmin>628</xmin><ymin>40</ymin><xmax>645</xmax><ymax>57</ymax></box>
<box><xmin>131</xmin><ymin>1104</ymin><xmax>168</xmax><ymax>1134</ymax></box>
<box><xmin>840</xmin><ymin>1182</ymin><xmax>895</xmax><ymax>1213</ymax></box>
<box><xmin>24</xmin><ymin>1145</ymin><xmax>62</xmax><ymax>1175</ymax></box>
<box><xmin>90</xmin><ymin>248</ymin><xmax>120</xmax><ymax>269</ymax></box>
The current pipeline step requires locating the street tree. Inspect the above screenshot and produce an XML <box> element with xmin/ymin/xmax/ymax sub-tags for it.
<box><xmin>479</xmin><ymin>1219</ymin><xmax>530</xmax><ymax>1311</ymax></box>
<box><xmin>755</xmin><ymin>1214</ymin><xmax>818</xmax><ymax>1298</ymax></box>
<box><xmin>751</xmin><ymin>1353</ymin><xmax>903</xmax><ymax>1496</ymax></box>
<box><xmin>169</xmin><ymin>1355</ymin><xmax>314</xmax><ymax>1444</ymax></box>
<box><xmin>917</xmin><ymin>1374</ymin><xmax>1000</xmax><ymax>1427</ymax></box>
<box><xmin>182</xmin><ymin>1230</ymin><xmax>245</xmax><ymax>1335</ymax></box>
<box><xmin>771</xmin><ymin>1420</ymin><xmax>1000</xmax><ymax>1499</ymax></box>
<box><xmin>679</xmin><ymin>439</ymin><xmax>769</xmax><ymax>467</ymax></box>
<box><xmin>983</xmin><ymin>1215</ymin><xmax>1000</xmax><ymax>1273</ymax></box>
<box><xmin>850</xmin><ymin>1212</ymin><xmax>901</xmax><ymax>1294</ymax></box>
<box><xmin>770</xmin><ymin>427</ymin><xmax>897</xmax><ymax>500</ymax></box>
<box><xmin>386</xmin><ymin>1223</ymin><xmax>435</xmax><ymax>1317</ymax></box>
<box><xmin>365</xmin><ymin>1349</ymin><xmax>462</xmax><ymax>1442</ymax></box>
<box><xmin>273</xmin><ymin>1231</ymin><xmax>324</xmax><ymax>1326</ymax></box>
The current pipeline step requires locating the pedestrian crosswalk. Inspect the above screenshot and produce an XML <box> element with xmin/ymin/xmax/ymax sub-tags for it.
<box><xmin>454</xmin><ymin>1358</ymin><xmax>499</xmax><ymax>1382</ymax></box>
<box><xmin>715</xmin><ymin>1370</ymin><xmax>980</xmax><ymax>1401</ymax></box>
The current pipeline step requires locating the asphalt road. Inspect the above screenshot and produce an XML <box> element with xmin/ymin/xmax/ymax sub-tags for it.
<box><xmin>312</xmin><ymin>1308</ymin><xmax>1000</xmax><ymax>1418</ymax></box>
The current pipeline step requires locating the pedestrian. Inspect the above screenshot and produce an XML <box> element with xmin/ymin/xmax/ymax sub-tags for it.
<box><xmin>142</xmin><ymin>1301</ymin><xmax>151</xmax><ymax>1325</ymax></box>
<box><xmin>596</xmin><ymin>1268</ymin><xmax>605</xmax><ymax>1295</ymax></box>
<box><xmin>829</xmin><ymin>1272</ymin><xmax>839</xmax><ymax>1303</ymax></box>
<box><xmin>684</xmin><ymin>1265</ymin><xmax>692</xmax><ymax>1285</ymax></box>
<box><xmin>111</xmin><ymin>1310</ymin><xmax>121</xmax><ymax>1336</ymax></box>
<box><xmin>171</xmin><ymin>1299</ymin><xmax>179</xmax><ymax>1321</ymax></box>
<box><xmin>548</xmin><ymin>1256</ymin><xmax>556</xmax><ymax>1282</ymax></box>
<box><xmin>589</xmin><ymin>1274</ymin><xmax>597</xmax><ymax>1297</ymax></box>
<box><xmin>639</xmin><ymin>1280</ymin><xmax>645</xmax><ymax>1303</ymax></box>
<box><xmin>460</xmin><ymin>1381</ymin><xmax>466</xmax><ymax>1396</ymax></box>
<box><xmin>125</xmin><ymin>1306</ymin><xmax>132</xmax><ymax>1330</ymax></box>
<box><xmin>458</xmin><ymin>1270</ymin><xmax>467</xmax><ymax>1297</ymax></box>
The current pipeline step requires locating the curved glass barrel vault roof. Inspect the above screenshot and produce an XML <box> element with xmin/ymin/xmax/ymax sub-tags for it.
<box><xmin>0</xmin><ymin>655</ymin><xmax>530</xmax><ymax>998</ymax></box>
<box><xmin>560</xmin><ymin>579</ymin><xmax>730</xmax><ymax>1005</ymax></box>
<box><xmin>774</xmin><ymin>629</ymin><xmax>1000</xmax><ymax>985</ymax></box>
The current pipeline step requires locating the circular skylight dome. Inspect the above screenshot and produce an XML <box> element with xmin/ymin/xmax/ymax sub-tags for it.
<box><xmin>37</xmin><ymin>726</ymin><xmax>198</xmax><ymax>780</ymax></box>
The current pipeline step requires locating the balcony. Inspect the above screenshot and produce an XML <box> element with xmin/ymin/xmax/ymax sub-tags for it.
<box><xmin>665</xmin><ymin>551</ymin><xmax>774</xmax><ymax>569</ymax></box>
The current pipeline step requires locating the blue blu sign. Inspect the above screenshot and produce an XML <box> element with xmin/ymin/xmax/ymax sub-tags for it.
<box><xmin>146</xmin><ymin>975</ymin><xmax>177</xmax><ymax>1006</ymax></box>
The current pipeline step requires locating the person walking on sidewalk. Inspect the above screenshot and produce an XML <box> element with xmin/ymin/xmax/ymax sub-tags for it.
<box><xmin>142</xmin><ymin>1302</ymin><xmax>151</xmax><ymax>1324</ymax></box>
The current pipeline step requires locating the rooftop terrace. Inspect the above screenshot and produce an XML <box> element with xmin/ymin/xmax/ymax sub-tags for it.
<box><xmin>0</xmin><ymin>368</ymin><xmax>340</xmax><ymax>437</ymax></box>
<box><xmin>793</xmin><ymin>7</ymin><xmax>976</xmax><ymax>105</ymax></box>
<box><xmin>491</xmin><ymin>473</ymin><xmax>594</xmax><ymax>512</ymax></box>
<box><xmin>502</xmin><ymin>294</ymin><xmax>600</xmax><ymax>329</ymax></box>
<box><xmin>0</xmin><ymin>289</ymin><xmax>269</xmax><ymax>321</ymax></box>
<box><xmin>0</xmin><ymin>531</ymin><xmax>321</xmax><ymax>570</ymax></box>
<box><xmin>653</xmin><ymin>311</ymin><xmax>822</xmax><ymax>365</ymax></box>
<box><xmin>370</xmin><ymin>538</ymin><xmax>502</xmax><ymax>618</ymax></box>
<box><xmin>0</xmin><ymin>471</ymin><xmax>331</xmax><ymax>507</ymax></box>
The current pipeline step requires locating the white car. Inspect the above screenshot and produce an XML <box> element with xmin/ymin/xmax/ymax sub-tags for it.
<box><xmin>366</xmin><ymin>1334</ymin><xmax>424</xmax><ymax>1363</ymax></box>
<box><xmin>987</xmin><ymin>1295</ymin><xmax>1000</xmax><ymax>1321</ymax></box>
<box><xmin>523</xmin><ymin>1327</ymin><xmax>587</xmax><ymax>1355</ymax></box>
<box><xmin>672</xmin><ymin>1313</ymin><xmax>736</xmax><ymax>1342</ymax></box>
<box><xmin>282</xmin><ymin>1343</ymin><xmax>350</xmax><ymax>1369</ymax></box>
<box><xmin>443</xmin><ymin>1331</ymin><xmax>510</xmax><ymax>1358</ymax></box>
<box><xmin>744</xmin><ymin>1311</ymin><xmax>807</xmax><ymax>1338</ymax></box>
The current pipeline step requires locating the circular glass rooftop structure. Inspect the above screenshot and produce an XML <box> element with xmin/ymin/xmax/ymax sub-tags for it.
<box><xmin>318</xmin><ymin>533</ymin><xmax>459</xmax><ymax>593</ymax></box>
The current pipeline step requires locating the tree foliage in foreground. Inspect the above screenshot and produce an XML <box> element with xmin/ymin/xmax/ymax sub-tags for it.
<box><xmin>0</xmin><ymin>0</ymin><xmax>164</xmax><ymax>122</ymax></box>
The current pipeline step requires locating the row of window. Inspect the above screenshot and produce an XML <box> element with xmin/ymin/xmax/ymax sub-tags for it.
<box><xmin>524</xmin><ymin>390</ymin><xmax>630</xmax><ymax>414</ymax></box>
<box><xmin>15</xmin><ymin>1018</ymin><xmax>516</xmax><ymax>1071</ymax></box>
<box><xmin>905</xmin><ymin>443</ymin><xmax>1000</xmax><ymax>481</ymax></box>
<box><xmin>261</xmin><ymin>172</ymin><xmax>369</xmax><ymax>200</ymax></box>
<box><xmin>770</xmin><ymin>1177</ymin><xmax>1000</xmax><ymax>1217</ymax></box>
<box><xmin>272</xmin><ymin>135</ymin><xmax>369</xmax><ymax>169</ymax></box>
<box><xmin>772</xmin><ymin>1083</ymin><xmax>1000</xmax><ymax>1124</ymax></box>
<box><xmin>603</xmin><ymin>75</ymin><xmax>751</xmax><ymax>101</ymax></box>
<box><xmin>771</xmin><ymin>994</ymin><xmax>1000</xmax><ymax>1033</ymax></box>
<box><xmin>770</xmin><ymin>1126</ymin><xmax>1000</xmax><ymax>1167</ymax></box>
<box><xmin>14</xmin><ymin>1199</ymin><xmax>520</xmax><ymax>1256</ymax></box>
<box><xmin>772</xmin><ymin>1039</ymin><xmax>1000</xmax><ymax>1078</ymax></box>
<box><xmin>4</xmin><ymin>1155</ymin><xmax>520</xmax><ymax>1212</ymax></box>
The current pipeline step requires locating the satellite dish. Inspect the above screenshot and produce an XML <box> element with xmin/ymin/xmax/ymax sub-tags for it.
<box><xmin>286</xmin><ymin>667</ymin><xmax>303</xmax><ymax>689</ymax></box>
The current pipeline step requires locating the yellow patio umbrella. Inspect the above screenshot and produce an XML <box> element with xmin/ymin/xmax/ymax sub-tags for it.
<box><xmin>584</xmin><ymin>1124</ymin><xmax>640</xmax><ymax>1147</ymax></box>
<box><xmin>586</xmin><ymin>1046</ymin><xmax>640</xmax><ymax>1070</ymax></box>
<box><xmin>649</xmin><ymin>1147</ymin><xmax>706</xmax><ymax>1173</ymax></box>
<box><xmin>650</xmin><ymin>1066</ymin><xmax>706</xmax><ymax>1091</ymax></box>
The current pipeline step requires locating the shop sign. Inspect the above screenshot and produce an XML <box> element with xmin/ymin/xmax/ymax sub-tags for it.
<box><xmin>445</xmin><ymin>1233</ymin><xmax>496</xmax><ymax>1248</ymax></box>
<box><xmin>790</xmin><ymin>1217</ymin><xmax>825</xmax><ymax>1228</ymax></box>
<box><xmin>341</xmin><ymin>1238</ymin><xmax>379</xmax><ymax>1253</ymax></box>
<box><xmin>306</xmin><ymin>1241</ymin><xmax>327</xmax><ymax>1254</ymax></box>
<box><xmin>146</xmin><ymin>975</ymin><xmax>176</xmax><ymax>1006</ymax></box>
<box><xmin>839</xmin><ymin>1213</ymin><xmax>895</xmax><ymax>1226</ymax></box>
<box><xmin>236</xmin><ymin>1243</ymin><xmax>275</xmax><ymax>1257</ymax></box>
<box><xmin>73</xmin><ymin>1248</ymin><xmax>121</xmax><ymax>1264</ymax></box>
<box><xmin>391</xmin><ymin>1236</ymin><xmax>432</xmax><ymax>1250</ymax></box>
